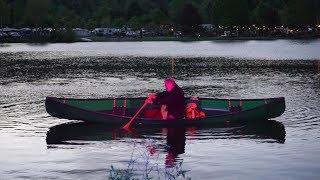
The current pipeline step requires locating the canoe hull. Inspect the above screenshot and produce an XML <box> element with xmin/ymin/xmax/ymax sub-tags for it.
<box><xmin>45</xmin><ymin>97</ymin><xmax>285</xmax><ymax>126</ymax></box>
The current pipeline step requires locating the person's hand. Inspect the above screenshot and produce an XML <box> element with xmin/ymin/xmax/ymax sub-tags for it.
<box><xmin>145</xmin><ymin>93</ymin><xmax>156</xmax><ymax>104</ymax></box>
<box><xmin>145</xmin><ymin>97</ymin><xmax>153</xmax><ymax>104</ymax></box>
<box><xmin>148</xmin><ymin>93</ymin><xmax>157</xmax><ymax>100</ymax></box>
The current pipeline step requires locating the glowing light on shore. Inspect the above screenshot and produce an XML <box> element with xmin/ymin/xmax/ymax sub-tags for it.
<box><xmin>317</xmin><ymin>25</ymin><xmax>320</xmax><ymax>28</ymax></box>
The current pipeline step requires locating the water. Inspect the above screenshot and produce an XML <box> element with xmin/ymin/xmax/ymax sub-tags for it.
<box><xmin>0</xmin><ymin>40</ymin><xmax>320</xmax><ymax>179</ymax></box>
<box><xmin>0</xmin><ymin>39</ymin><xmax>319</xmax><ymax>60</ymax></box>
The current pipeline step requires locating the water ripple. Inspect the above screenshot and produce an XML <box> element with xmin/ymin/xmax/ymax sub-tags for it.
<box><xmin>0</xmin><ymin>41</ymin><xmax>319</xmax><ymax>180</ymax></box>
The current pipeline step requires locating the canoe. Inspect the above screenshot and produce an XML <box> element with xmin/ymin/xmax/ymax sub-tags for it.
<box><xmin>45</xmin><ymin>96</ymin><xmax>285</xmax><ymax>126</ymax></box>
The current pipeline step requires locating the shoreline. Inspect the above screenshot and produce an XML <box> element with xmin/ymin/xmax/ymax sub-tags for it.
<box><xmin>1</xmin><ymin>35</ymin><xmax>319</xmax><ymax>43</ymax></box>
<box><xmin>90</xmin><ymin>36</ymin><xmax>320</xmax><ymax>42</ymax></box>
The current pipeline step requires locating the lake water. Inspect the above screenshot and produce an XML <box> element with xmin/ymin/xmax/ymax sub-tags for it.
<box><xmin>0</xmin><ymin>40</ymin><xmax>320</xmax><ymax>179</ymax></box>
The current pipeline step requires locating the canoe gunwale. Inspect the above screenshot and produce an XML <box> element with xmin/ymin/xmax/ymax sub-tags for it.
<box><xmin>48</xmin><ymin>96</ymin><xmax>284</xmax><ymax>101</ymax></box>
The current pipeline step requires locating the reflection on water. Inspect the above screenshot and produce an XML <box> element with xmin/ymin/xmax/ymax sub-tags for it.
<box><xmin>46</xmin><ymin>121</ymin><xmax>286</xmax><ymax>145</ymax></box>
<box><xmin>45</xmin><ymin>121</ymin><xmax>285</xmax><ymax>179</ymax></box>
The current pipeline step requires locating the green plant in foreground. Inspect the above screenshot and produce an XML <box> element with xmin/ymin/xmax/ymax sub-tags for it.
<box><xmin>108</xmin><ymin>139</ymin><xmax>191</xmax><ymax>180</ymax></box>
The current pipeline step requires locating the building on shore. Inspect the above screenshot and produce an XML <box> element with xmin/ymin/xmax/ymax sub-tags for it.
<box><xmin>92</xmin><ymin>28</ymin><xmax>122</xmax><ymax>37</ymax></box>
<box><xmin>73</xmin><ymin>28</ymin><xmax>91</xmax><ymax>37</ymax></box>
<box><xmin>201</xmin><ymin>24</ymin><xmax>215</xmax><ymax>33</ymax></box>
<box><xmin>0</xmin><ymin>27</ymin><xmax>20</xmax><ymax>38</ymax></box>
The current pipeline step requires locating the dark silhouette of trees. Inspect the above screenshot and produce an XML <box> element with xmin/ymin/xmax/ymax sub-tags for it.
<box><xmin>180</xmin><ymin>3</ymin><xmax>202</xmax><ymax>27</ymax></box>
<box><xmin>0</xmin><ymin>0</ymin><xmax>10</xmax><ymax>27</ymax></box>
<box><xmin>0</xmin><ymin>0</ymin><xmax>318</xmax><ymax>28</ymax></box>
<box><xmin>213</xmin><ymin>0</ymin><xmax>250</xmax><ymax>26</ymax></box>
<box><xmin>24</xmin><ymin>0</ymin><xmax>51</xmax><ymax>27</ymax></box>
<box><xmin>280</xmin><ymin>0</ymin><xmax>320</xmax><ymax>26</ymax></box>
<box><xmin>252</xmin><ymin>0</ymin><xmax>284</xmax><ymax>26</ymax></box>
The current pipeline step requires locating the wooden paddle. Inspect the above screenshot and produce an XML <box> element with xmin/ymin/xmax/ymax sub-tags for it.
<box><xmin>123</xmin><ymin>101</ymin><xmax>148</xmax><ymax>130</ymax></box>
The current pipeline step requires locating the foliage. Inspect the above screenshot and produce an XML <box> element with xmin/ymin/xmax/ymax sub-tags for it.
<box><xmin>0</xmin><ymin>0</ymin><xmax>318</xmax><ymax>28</ymax></box>
<box><xmin>24</xmin><ymin>0</ymin><xmax>51</xmax><ymax>27</ymax></box>
<box><xmin>280</xmin><ymin>0</ymin><xmax>320</xmax><ymax>26</ymax></box>
<box><xmin>149</xmin><ymin>9</ymin><xmax>169</xmax><ymax>25</ymax></box>
<box><xmin>212</xmin><ymin>0</ymin><xmax>250</xmax><ymax>26</ymax></box>
<box><xmin>251</xmin><ymin>0</ymin><xmax>283</xmax><ymax>26</ymax></box>
<box><xmin>112</xmin><ymin>18</ymin><xmax>126</xmax><ymax>28</ymax></box>
<box><xmin>168</xmin><ymin>0</ymin><xmax>187</xmax><ymax>24</ymax></box>
<box><xmin>0</xmin><ymin>0</ymin><xmax>10</xmax><ymax>26</ymax></box>
<box><xmin>180</xmin><ymin>3</ymin><xmax>202</xmax><ymax>27</ymax></box>
<box><xmin>200</xmin><ymin>0</ymin><xmax>215</xmax><ymax>24</ymax></box>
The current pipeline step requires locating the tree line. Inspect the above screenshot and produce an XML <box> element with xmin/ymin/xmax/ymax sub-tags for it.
<box><xmin>0</xmin><ymin>0</ymin><xmax>319</xmax><ymax>29</ymax></box>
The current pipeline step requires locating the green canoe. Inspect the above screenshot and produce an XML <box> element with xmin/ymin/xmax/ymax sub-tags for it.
<box><xmin>45</xmin><ymin>96</ymin><xmax>285</xmax><ymax>126</ymax></box>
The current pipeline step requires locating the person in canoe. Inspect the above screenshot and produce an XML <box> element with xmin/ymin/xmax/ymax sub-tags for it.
<box><xmin>145</xmin><ymin>78</ymin><xmax>185</xmax><ymax>120</ymax></box>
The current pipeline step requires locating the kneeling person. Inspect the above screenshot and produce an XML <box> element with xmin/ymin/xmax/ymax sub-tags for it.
<box><xmin>146</xmin><ymin>78</ymin><xmax>185</xmax><ymax>120</ymax></box>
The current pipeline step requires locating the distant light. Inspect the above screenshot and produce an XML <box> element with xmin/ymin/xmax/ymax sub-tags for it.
<box><xmin>317</xmin><ymin>25</ymin><xmax>320</xmax><ymax>28</ymax></box>
<box><xmin>171</xmin><ymin>28</ymin><xmax>174</xmax><ymax>32</ymax></box>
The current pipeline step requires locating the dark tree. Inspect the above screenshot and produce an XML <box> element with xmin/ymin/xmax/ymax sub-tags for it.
<box><xmin>200</xmin><ymin>0</ymin><xmax>215</xmax><ymax>24</ymax></box>
<box><xmin>24</xmin><ymin>0</ymin><xmax>51</xmax><ymax>27</ymax></box>
<box><xmin>168</xmin><ymin>0</ymin><xmax>185</xmax><ymax>24</ymax></box>
<box><xmin>180</xmin><ymin>3</ymin><xmax>202</xmax><ymax>27</ymax></box>
<box><xmin>149</xmin><ymin>8</ymin><xmax>169</xmax><ymax>25</ymax></box>
<box><xmin>281</xmin><ymin>0</ymin><xmax>320</xmax><ymax>26</ymax></box>
<box><xmin>152</xmin><ymin>0</ymin><xmax>169</xmax><ymax>14</ymax></box>
<box><xmin>252</xmin><ymin>1</ymin><xmax>282</xmax><ymax>26</ymax></box>
<box><xmin>247</xmin><ymin>0</ymin><xmax>261</xmax><ymax>10</ymax></box>
<box><xmin>213</xmin><ymin>0</ymin><xmax>250</xmax><ymax>26</ymax></box>
<box><xmin>125</xmin><ymin>0</ymin><xmax>145</xmax><ymax>18</ymax></box>
<box><xmin>0</xmin><ymin>0</ymin><xmax>10</xmax><ymax>27</ymax></box>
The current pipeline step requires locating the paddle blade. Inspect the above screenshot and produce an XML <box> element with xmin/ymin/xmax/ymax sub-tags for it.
<box><xmin>123</xmin><ymin>123</ymin><xmax>132</xmax><ymax>130</ymax></box>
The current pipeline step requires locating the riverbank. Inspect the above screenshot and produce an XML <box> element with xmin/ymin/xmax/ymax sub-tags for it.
<box><xmin>1</xmin><ymin>35</ymin><xmax>320</xmax><ymax>43</ymax></box>
<box><xmin>89</xmin><ymin>35</ymin><xmax>320</xmax><ymax>42</ymax></box>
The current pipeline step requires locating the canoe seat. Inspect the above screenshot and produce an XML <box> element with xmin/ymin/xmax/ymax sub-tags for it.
<box><xmin>111</xmin><ymin>98</ymin><xmax>127</xmax><ymax>116</ymax></box>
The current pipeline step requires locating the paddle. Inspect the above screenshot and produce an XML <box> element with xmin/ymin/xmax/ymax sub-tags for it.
<box><xmin>123</xmin><ymin>101</ymin><xmax>148</xmax><ymax>130</ymax></box>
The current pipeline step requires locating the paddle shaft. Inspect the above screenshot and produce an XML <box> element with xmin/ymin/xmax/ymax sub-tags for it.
<box><xmin>123</xmin><ymin>102</ymin><xmax>148</xmax><ymax>129</ymax></box>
